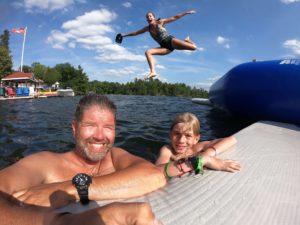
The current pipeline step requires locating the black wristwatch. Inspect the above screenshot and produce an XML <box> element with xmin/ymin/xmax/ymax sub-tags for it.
<box><xmin>72</xmin><ymin>173</ymin><xmax>92</xmax><ymax>205</ymax></box>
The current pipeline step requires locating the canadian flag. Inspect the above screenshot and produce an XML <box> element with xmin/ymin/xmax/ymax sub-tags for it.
<box><xmin>11</xmin><ymin>27</ymin><xmax>26</xmax><ymax>34</ymax></box>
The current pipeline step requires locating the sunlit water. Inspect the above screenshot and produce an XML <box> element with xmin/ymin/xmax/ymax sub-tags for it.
<box><xmin>0</xmin><ymin>95</ymin><xmax>253</xmax><ymax>168</ymax></box>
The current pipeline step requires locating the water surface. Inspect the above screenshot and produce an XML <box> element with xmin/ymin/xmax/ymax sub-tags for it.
<box><xmin>0</xmin><ymin>95</ymin><xmax>253</xmax><ymax>168</ymax></box>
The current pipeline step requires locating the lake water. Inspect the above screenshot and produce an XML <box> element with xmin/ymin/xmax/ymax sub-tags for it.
<box><xmin>0</xmin><ymin>95</ymin><xmax>253</xmax><ymax>169</ymax></box>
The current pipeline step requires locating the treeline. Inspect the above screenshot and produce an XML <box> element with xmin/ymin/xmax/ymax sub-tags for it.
<box><xmin>13</xmin><ymin>62</ymin><xmax>208</xmax><ymax>98</ymax></box>
<box><xmin>1</xmin><ymin>29</ymin><xmax>208</xmax><ymax>98</ymax></box>
<box><xmin>89</xmin><ymin>79</ymin><xmax>208</xmax><ymax>97</ymax></box>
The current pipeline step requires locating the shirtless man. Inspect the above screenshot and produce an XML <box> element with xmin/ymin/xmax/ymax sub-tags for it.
<box><xmin>121</xmin><ymin>10</ymin><xmax>197</xmax><ymax>79</ymax></box>
<box><xmin>0</xmin><ymin>93</ymin><xmax>166</xmax><ymax>224</ymax></box>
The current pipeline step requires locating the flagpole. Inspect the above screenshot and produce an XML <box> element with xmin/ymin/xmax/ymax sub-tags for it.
<box><xmin>20</xmin><ymin>27</ymin><xmax>27</xmax><ymax>72</ymax></box>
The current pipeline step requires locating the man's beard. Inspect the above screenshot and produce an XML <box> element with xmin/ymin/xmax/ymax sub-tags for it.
<box><xmin>76</xmin><ymin>139</ymin><xmax>112</xmax><ymax>162</ymax></box>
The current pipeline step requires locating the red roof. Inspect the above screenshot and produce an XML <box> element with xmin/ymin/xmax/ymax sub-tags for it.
<box><xmin>1</xmin><ymin>72</ymin><xmax>34</xmax><ymax>81</ymax></box>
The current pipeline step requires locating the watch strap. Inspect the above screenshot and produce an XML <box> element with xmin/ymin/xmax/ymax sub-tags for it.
<box><xmin>76</xmin><ymin>185</ymin><xmax>89</xmax><ymax>205</ymax></box>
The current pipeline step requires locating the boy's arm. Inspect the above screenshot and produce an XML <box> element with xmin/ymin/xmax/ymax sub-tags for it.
<box><xmin>158</xmin><ymin>154</ymin><xmax>241</xmax><ymax>179</ymax></box>
<box><xmin>199</xmin><ymin>136</ymin><xmax>237</xmax><ymax>157</ymax></box>
<box><xmin>155</xmin><ymin>145</ymin><xmax>172</xmax><ymax>166</ymax></box>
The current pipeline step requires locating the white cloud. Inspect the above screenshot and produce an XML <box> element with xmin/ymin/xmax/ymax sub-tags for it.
<box><xmin>20</xmin><ymin>0</ymin><xmax>86</xmax><ymax>12</ymax></box>
<box><xmin>197</xmin><ymin>47</ymin><xmax>205</xmax><ymax>52</ymax></box>
<box><xmin>283</xmin><ymin>39</ymin><xmax>300</xmax><ymax>56</ymax></box>
<box><xmin>194</xmin><ymin>82</ymin><xmax>212</xmax><ymax>91</ymax></box>
<box><xmin>47</xmin><ymin>9</ymin><xmax>144</xmax><ymax>62</ymax></box>
<box><xmin>193</xmin><ymin>74</ymin><xmax>222</xmax><ymax>90</ymax></box>
<box><xmin>216</xmin><ymin>36</ymin><xmax>230</xmax><ymax>49</ymax></box>
<box><xmin>94</xmin><ymin>66</ymin><xmax>143</xmax><ymax>78</ymax></box>
<box><xmin>208</xmin><ymin>75</ymin><xmax>222</xmax><ymax>82</ymax></box>
<box><xmin>280</xmin><ymin>0</ymin><xmax>299</xmax><ymax>4</ymax></box>
<box><xmin>156</xmin><ymin>64</ymin><xmax>165</xmax><ymax>69</ymax></box>
<box><xmin>227</xmin><ymin>58</ymin><xmax>243</xmax><ymax>64</ymax></box>
<box><xmin>122</xmin><ymin>2</ymin><xmax>132</xmax><ymax>8</ymax></box>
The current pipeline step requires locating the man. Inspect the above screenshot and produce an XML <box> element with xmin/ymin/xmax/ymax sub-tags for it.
<box><xmin>0</xmin><ymin>94</ymin><xmax>166</xmax><ymax>223</ymax></box>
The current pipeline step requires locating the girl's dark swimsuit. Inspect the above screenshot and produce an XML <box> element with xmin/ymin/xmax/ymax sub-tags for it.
<box><xmin>149</xmin><ymin>24</ymin><xmax>175</xmax><ymax>51</ymax></box>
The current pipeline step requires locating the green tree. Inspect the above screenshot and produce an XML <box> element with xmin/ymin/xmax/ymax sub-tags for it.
<box><xmin>21</xmin><ymin>65</ymin><xmax>32</xmax><ymax>73</ymax></box>
<box><xmin>70</xmin><ymin>65</ymin><xmax>89</xmax><ymax>95</ymax></box>
<box><xmin>0</xmin><ymin>30</ymin><xmax>10</xmax><ymax>50</ymax></box>
<box><xmin>32</xmin><ymin>62</ymin><xmax>47</xmax><ymax>79</ymax></box>
<box><xmin>54</xmin><ymin>63</ymin><xmax>77</xmax><ymax>87</ymax></box>
<box><xmin>44</xmin><ymin>68</ymin><xmax>61</xmax><ymax>85</ymax></box>
<box><xmin>86</xmin><ymin>79</ymin><xmax>208</xmax><ymax>98</ymax></box>
<box><xmin>0</xmin><ymin>30</ymin><xmax>13</xmax><ymax>78</ymax></box>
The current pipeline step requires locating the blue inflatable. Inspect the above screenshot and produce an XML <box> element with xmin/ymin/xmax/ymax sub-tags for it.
<box><xmin>209</xmin><ymin>59</ymin><xmax>300</xmax><ymax>124</ymax></box>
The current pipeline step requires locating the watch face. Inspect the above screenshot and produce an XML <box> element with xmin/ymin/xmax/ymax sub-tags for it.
<box><xmin>72</xmin><ymin>173</ymin><xmax>92</xmax><ymax>186</ymax></box>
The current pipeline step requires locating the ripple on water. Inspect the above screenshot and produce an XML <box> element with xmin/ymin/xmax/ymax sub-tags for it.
<box><xmin>0</xmin><ymin>95</ymin><xmax>252</xmax><ymax>168</ymax></box>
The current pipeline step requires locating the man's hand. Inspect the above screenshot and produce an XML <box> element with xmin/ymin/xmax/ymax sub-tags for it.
<box><xmin>12</xmin><ymin>182</ymin><xmax>75</xmax><ymax>208</ymax></box>
<box><xmin>62</xmin><ymin>202</ymin><xmax>163</xmax><ymax>225</ymax></box>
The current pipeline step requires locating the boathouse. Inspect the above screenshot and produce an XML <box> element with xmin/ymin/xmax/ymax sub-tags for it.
<box><xmin>0</xmin><ymin>72</ymin><xmax>44</xmax><ymax>97</ymax></box>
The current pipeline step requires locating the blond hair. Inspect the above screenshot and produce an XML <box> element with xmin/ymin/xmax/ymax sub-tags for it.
<box><xmin>170</xmin><ymin>112</ymin><xmax>200</xmax><ymax>135</ymax></box>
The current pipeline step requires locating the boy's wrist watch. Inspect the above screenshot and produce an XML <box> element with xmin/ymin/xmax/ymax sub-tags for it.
<box><xmin>72</xmin><ymin>173</ymin><xmax>92</xmax><ymax>205</ymax></box>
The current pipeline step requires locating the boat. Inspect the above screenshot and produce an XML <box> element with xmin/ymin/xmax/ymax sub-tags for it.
<box><xmin>208</xmin><ymin>59</ymin><xmax>300</xmax><ymax>124</ymax></box>
<box><xmin>38</xmin><ymin>90</ymin><xmax>58</xmax><ymax>97</ymax></box>
<box><xmin>57</xmin><ymin>88</ymin><xmax>75</xmax><ymax>97</ymax></box>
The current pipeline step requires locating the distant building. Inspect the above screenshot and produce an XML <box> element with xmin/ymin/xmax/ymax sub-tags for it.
<box><xmin>1</xmin><ymin>72</ymin><xmax>44</xmax><ymax>89</ymax></box>
<box><xmin>0</xmin><ymin>72</ymin><xmax>45</xmax><ymax>97</ymax></box>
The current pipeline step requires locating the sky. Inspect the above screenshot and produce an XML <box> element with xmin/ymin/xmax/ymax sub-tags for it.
<box><xmin>1</xmin><ymin>0</ymin><xmax>300</xmax><ymax>89</ymax></box>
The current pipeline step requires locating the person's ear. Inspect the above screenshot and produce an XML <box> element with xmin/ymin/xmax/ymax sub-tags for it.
<box><xmin>72</xmin><ymin>120</ymin><xmax>76</xmax><ymax>137</ymax></box>
<box><xmin>194</xmin><ymin>134</ymin><xmax>200</xmax><ymax>143</ymax></box>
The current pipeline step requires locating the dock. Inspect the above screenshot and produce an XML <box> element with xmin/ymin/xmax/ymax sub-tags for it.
<box><xmin>0</xmin><ymin>95</ymin><xmax>47</xmax><ymax>101</ymax></box>
<box><xmin>60</xmin><ymin>121</ymin><xmax>300</xmax><ymax>225</ymax></box>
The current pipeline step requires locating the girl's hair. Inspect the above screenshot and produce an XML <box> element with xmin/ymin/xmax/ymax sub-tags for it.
<box><xmin>146</xmin><ymin>11</ymin><xmax>155</xmax><ymax>18</ymax></box>
<box><xmin>170</xmin><ymin>112</ymin><xmax>200</xmax><ymax>135</ymax></box>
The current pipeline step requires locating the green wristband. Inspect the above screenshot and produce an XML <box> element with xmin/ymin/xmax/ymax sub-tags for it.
<box><xmin>164</xmin><ymin>161</ymin><xmax>172</xmax><ymax>179</ymax></box>
<box><xmin>197</xmin><ymin>156</ymin><xmax>204</xmax><ymax>175</ymax></box>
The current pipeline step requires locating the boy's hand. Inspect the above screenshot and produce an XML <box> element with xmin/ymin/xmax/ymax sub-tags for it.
<box><xmin>204</xmin><ymin>156</ymin><xmax>241</xmax><ymax>173</ymax></box>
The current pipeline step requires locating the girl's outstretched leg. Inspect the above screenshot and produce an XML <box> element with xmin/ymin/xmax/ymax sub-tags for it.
<box><xmin>145</xmin><ymin>50</ymin><xmax>157</xmax><ymax>79</ymax></box>
<box><xmin>145</xmin><ymin>48</ymin><xmax>172</xmax><ymax>79</ymax></box>
<box><xmin>172</xmin><ymin>38</ymin><xmax>197</xmax><ymax>50</ymax></box>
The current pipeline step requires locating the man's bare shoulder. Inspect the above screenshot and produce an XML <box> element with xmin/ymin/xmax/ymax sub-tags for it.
<box><xmin>0</xmin><ymin>151</ymin><xmax>68</xmax><ymax>193</ymax></box>
<box><xmin>20</xmin><ymin>150</ymin><xmax>63</xmax><ymax>164</ymax></box>
<box><xmin>2</xmin><ymin>151</ymin><xmax>67</xmax><ymax>174</ymax></box>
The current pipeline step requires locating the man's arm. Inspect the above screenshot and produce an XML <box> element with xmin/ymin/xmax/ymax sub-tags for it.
<box><xmin>89</xmin><ymin>147</ymin><xmax>166</xmax><ymax>200</ymax></box>
<box><xmin>11</xmin><ymin>148</ymin><xmax>166</xmax><ymax>208</ymax></box>
<box><xmin>0</xmin><ymin>151</ymin><xmax>57</xmax><ymax>195</ymax></box>
<box><xmin>1</xmin><ymin>192</ymin><xmax>160</xmax><ymax>225</ymax></box>
<box><xmin>0</xmin><ymin>191</ymin><xmax>56</xmax><ymax>225</ymax></box>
